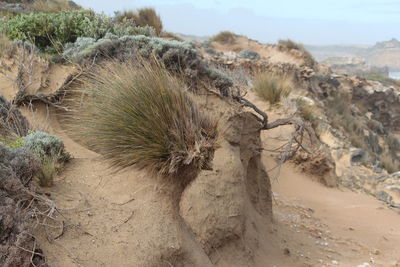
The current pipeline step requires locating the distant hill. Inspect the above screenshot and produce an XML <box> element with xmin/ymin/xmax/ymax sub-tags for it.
<box><xmin>307</xmin><ymin>38</ymin><xmax>400</xmax><ymax>71</ymax></box>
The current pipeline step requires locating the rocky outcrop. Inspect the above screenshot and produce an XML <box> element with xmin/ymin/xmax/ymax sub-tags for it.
<box><xmin>352</xmin><ymin>81</ymin><xmax>400</xmax><ymax>131</ymax></box>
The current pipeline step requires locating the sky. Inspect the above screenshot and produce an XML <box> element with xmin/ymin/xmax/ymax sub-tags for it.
<box><xmin>74</xmin><ymin>0</ymin><xmax>400</xmax><ymax>45</ymax></box>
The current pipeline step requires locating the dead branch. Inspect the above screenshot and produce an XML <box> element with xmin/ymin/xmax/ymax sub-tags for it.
<box><xmin>13</xmin><ymin>72</ymin><xmax>82</xmax><ymax>111</ymax></box>
<box><xmin>237</xmin><ymin>96</ymin><xmax>319</xmax><ymax>179</ymax></box>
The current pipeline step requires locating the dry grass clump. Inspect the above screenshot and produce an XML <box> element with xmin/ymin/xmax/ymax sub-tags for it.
<box><xmin>278</xmin><ymin>39</ymin><xmax>303</xmax><ymax>50</ymax></box>
<box><xmin>278</xmin><ymin>39</ymin><xmax>316</xmax><ymax>69</ymax></box>
<box><xmin>253</xmin><ymin>72</ymin><xmax>291</xmax><ymax>105</ymax></box>
<box><xmin>211</xmin><ymin>31</ymin><xmax>238</xmax><ymax>44</ymax></box>
<box><xmin>296</xmin><ymin>98</ymin><xmax>319</xmax><ymax>128</ymax></box>
<box><xmin>75</xmin><ymin>60</ymin><xmax>217</xmax><ymax>176</ymax></box>
<box><xmin>0</xmin><ymin>32</ymin><xmax>16</xmax><ymax>58</ymax></box>
<box><xmin>381</xmin><ymin>151</ymin><xmax>400</xmax><ymax>174</ymax></box>
<box><xmin>30</xmin><ymin>0</ymin><xmax>79</xmax><ymax>13</ymax></box>
<box><xmin>115</xmin><ymin>8</ymin><xmax>163</xmax><ymax>35</ymax></box>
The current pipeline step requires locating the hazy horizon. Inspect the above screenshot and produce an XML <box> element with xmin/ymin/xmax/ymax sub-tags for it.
<box><xmin>74</xmin><ymin>0</ymin><xmax>400</xmax><ymax>46</ymax></box>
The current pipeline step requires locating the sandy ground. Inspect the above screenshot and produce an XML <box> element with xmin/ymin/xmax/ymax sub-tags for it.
<box><xmin>24</xmin><ymin>100</ymin><xmax>399</xmax><ymax>267</ymax></box>
<box><xmin>209</xmin><ymin>36</ymin><xmax>304</xmax><ymax>66</ymax></box>
<box><xmin>1</xmin><ymin>52</ymin><xmax>400</xmax><ymax>266</ymax></box>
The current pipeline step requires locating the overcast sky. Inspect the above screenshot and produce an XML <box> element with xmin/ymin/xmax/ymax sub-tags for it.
<box><xmin>74</xmin><ymin>0</ymin><xmax>400</xmax><ymax>45</ymax></box>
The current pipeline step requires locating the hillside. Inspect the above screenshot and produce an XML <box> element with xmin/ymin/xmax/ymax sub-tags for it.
<box><xmin>307</xmin><ymin>38</ymin><xmax>400</xmax><ymax>72</ymax></box>
<box><xmin>0</xmin><ymin>3</ymin><xmax>400</xmax><ymax>267</ymax></box>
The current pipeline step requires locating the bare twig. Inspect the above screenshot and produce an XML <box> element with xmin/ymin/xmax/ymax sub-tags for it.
<box><xmin>236</xmin><ymin>96</ymin><xmax>319</xmax><ymax>180</ymax></box>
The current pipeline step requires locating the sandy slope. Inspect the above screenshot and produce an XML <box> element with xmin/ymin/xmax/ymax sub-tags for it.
<box><xmin>1</xmin><ymin>52</ymin><xmax>400</xmax><ymax>266</ymax></box>
<box><xmin>28</xmin><ymin>97</ymin><xmax>399</xmax><ymax>267</ymax></box>
<box><xmin>209</xmin><ymin>36</ymin><xmax>304</xmax><ymax>66</ymax></box>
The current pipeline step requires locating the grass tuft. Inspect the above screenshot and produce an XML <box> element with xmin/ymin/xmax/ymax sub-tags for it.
<box><xmin>211</xmin><ymin>31</ymin><xmax>238</xmax><ymax>44</ymax></box>
<box><xmin>253</xmin><ymin>72</ymin><xmax>291</xmax><ymax>105</ymax></box>
<box><xmin>115</xmin><ymin>7</ymin><xmax>163</xmax><ymax>35</ymax></box>
<box><xmin>296</xmin><ymin>98</ymin><xmax>319</xmax><ymax>128</ymax></box>
<box><xmin>278</xmin><ymin>39</ymin><xmax>316</xmax><ymax>69</ymax></box>
<box><xmin>74</xmin><ymin>60</ymin><xmax>217</xmax><ymax>176</ymax></box>
<box><xmin>0</xmin><ymin>33</ymin><xmax>16</xmax><ymax>58</ymax></box>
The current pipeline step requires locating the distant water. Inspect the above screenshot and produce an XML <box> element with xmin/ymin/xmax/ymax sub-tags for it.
<box><xmin>389</xmin><ymin>72</ymin><xmax>400</xmax><ymax>79</ymax></box>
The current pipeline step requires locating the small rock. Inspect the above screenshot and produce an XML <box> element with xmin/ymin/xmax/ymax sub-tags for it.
<box><xmin>331</xmin><ymin>260</ymin><xmax>339</xmax><ymax>265</ymax></box>
<box><xmin>283</xmin><ymin>248</ymin><xmax>290</xmax><ymax>256</ymax></box>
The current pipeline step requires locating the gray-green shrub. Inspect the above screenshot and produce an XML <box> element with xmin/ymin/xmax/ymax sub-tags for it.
<box><xmin>0</xmin><ymin>10</ymin><xmax>154</xmax><ymax>52</ymax></box>
<box><xmin>63</xmin><ymin>34</ymin><xmax>233</xmax><ymax>94</ymax></box>
<box><xmin>238</xmin><ymin>49</ymin><xmax>260</xmax><ymax>60</ymax></box>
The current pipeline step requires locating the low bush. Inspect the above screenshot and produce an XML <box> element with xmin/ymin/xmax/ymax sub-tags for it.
<box><xmin>296</xmin><ymin>98</ymin><xmax>319</xmax><ymax>128</ymax></box>
<box><xmin>0</xmin><ymin>10</ymin><xmax>154</xmax><ymax>52</ymax></box>
<box><xmin>380</xmin><ymin>151</ymin><xmax>400</xmax><ymax>174</ymax></box>
<box><xmin>22</xmin><ymin>131</ymin><xmax>70</xmax><ymax>186</ymax></box>
<box><xmin>360</xmin><ymin>72</ymin><xmax>400</xmax><ymax>87</ymax></box>
<box><xmin>238</xmin><ymin>49</ymin><xmax>260</xmax><ymax>60</ymax></box>
<box><xmin>115</xmin><ymin>7</ymin><xmax>163</xmax><ymax>36</ymax></box>
<box><xmin>63</xmin><ymin>34</ymin><xmax>233</xmax><ymax>94</ymax></box>
<box><xmin>278</xmin><ymin>39</ymin><xmax>316</xmax><ymax>69</ymax></box>
<box><xmin>253</xmin><ymin>72</ymin><xmax>291</xmax><ymax>105</ymax></box>
<box><xmin>0</xmin><ymin>143</ymin><xmax>47</xmax><ymax>266</ymax></box>
<box><xmin>30</xmin><ymin>0</ymin><xmax>79</xmax><ymax>13</ymax></box>
<box><xmin>211</xmin><ymin>31</ymin><xmax>238</xmax><ymax>44</ymax></box>
<box><xmin>75</xmin><ymin>60</ymin><xmax>217</xmax><ymax>176</ymax></box>
<box><xmin>0</xmin><ymin>95</ymin><xmax>30</xmax><ymax>137</ymax></box>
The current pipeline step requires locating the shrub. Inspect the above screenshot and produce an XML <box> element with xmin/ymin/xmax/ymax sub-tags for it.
<box><xmin>380</xmin><ymin>151</ymin><xmax>400</xmax><ymax>174</ymax></box>
<box><xmin>0</xmin><ymin>95</ymin><xmax>30</xmax><ymax>137</ymax></box>
<box><xmin>238</xmin><ymin>49</ymin><xmax>260</xmax><ymax>60</ymax></box>
<box><xmin>30</xmin><ymin>0</ymin><xmax>79</xmax><ymax>13</ymax></box>
<box><xmin>296</xmin><ymin>98</ymin><xmax>319</xmax><ymax>128</ymax></box>
<box><xmin>63</xmin><ymin>34</ymin><xmax>233</xmax><ymax>94</ymax></box>
<box><xmin>0</xmin><ymin>143</ymin><xmax>40</xmax><ymax>186</ymax></box>
<box><xmin>115</xmin><ymin>8</ymin><xmax>163</xmax><ymax>36</ymax></box>
<box><xmin>253</xmin><ymin>72</ymin><xmax>291</xmax><ymax>105</ymax></box>
<box><xmin>360</xmin><ymin>72</ymin><xmax>400</xmax><ymax>87</ymax></box>
<box><xmin>23</xmin><ymin>131</ymin><xmax>70</xmax><ymax>162</ymax></box>
<box><xmin>0</xmin><ymin>10</ymin><xmax>154</xmax><ymax>52</ymax></box>
<box><xmin>23</xmin><ymin>131</ymin><xmax>70</xmax><ymax>186</ymax></box>
<box><xmin>75</xmin><ymin>60</ymin><xmax>217</xmax><ymax>176</ymax></box>
<box><xmin>0</xmin><ymin>143</ymin><xmax>44</xmax><ymax>266</ymax></box>
<box><xmin>278</xmin><ymin>39</ymin><xmax>316</xmax><ymax>69</ymax></box>
<box><xmin>211</xmin><ymin>31</ymin><xmax>238</xmax><ymax>44</ymax></box>
<box><xmin>278</xmin><ymin>39</ymin><xmax>302</xmax><ymax>50</ymax></box>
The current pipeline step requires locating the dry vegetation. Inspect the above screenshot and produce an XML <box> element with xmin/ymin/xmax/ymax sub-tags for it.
<box><xmin>75</xmin><ymin>60</ymin><xmax>217</xmax><ymax>176</ymax></box>
<box><xmin>278</xmin><ymin>39</ymin><xmax>317</xmax><ymax>69</ymax></box>
<box><xmin>296</xmin><ymin>98</ymin><xmax>319</xmax><ymax>128</ymax></box>
<box><xmin>0</xmin><ymin>32</ymin><xmax>16</xmax><ymax>58</ymax></box>
<box><xmin>211</xmin><ymin>31</ymin><xmax>239</xmax><ymax>44</ymax></box>
<box><xmin>115</xmin><ymin>7</ymin><xmax>163</xmax><ymax>35</ymax></box>
<box><xmin>325</xmin><ymin>91</ymin><xmax>399</xmax><ymax>173</ymax></box>
<box><xmin>360</xmin><ymin>72</ymin><xmax>400</xmax><ymax>87</ymax></box>
<box><xmin>253</xmin><ymin>72</ymin><xmax>291</xmax><ymax>105</ymax></box>
<box><xmin>30</xmin><ymin>0</ymin><xmax>79</xmax><ymax>13</ymax></box>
